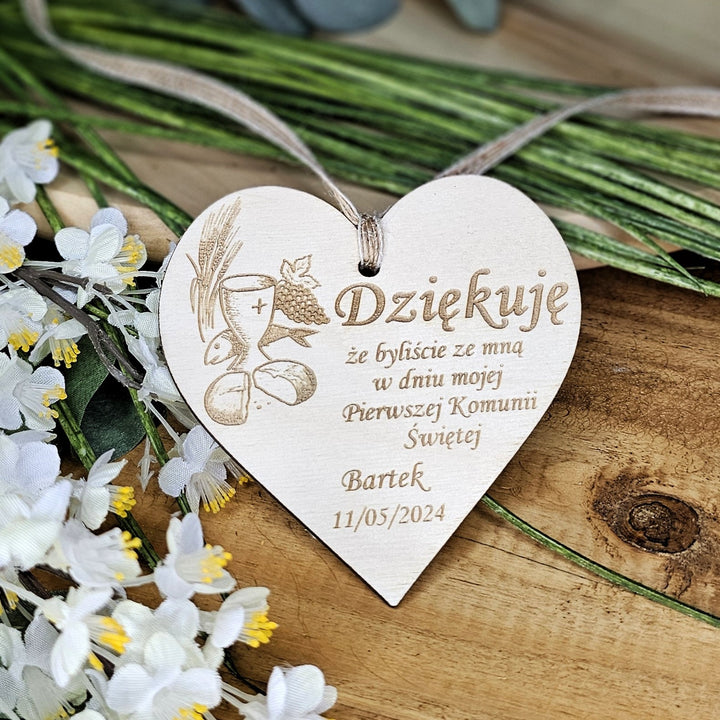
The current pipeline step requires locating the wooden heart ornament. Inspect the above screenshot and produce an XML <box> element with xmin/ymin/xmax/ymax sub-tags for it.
<box><xmin>159</xmin><ymin>176</ymin><xmax>581</xmax><ymax>605</ymax></box>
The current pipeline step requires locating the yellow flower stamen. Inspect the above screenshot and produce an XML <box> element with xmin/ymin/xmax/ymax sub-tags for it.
<box><xmin>87</xmin><ymin>652</ymin><xmax>104</xmax><ymax>671</ymax></box>
<box><xmin>202</xmin><ymin>484</ymin><xmax>235</xmax><ymax>514</ymax></box>
<box><xmin>46</xmin><ymin>707</ymin><xmax>72</xmax><ymax>719</ymax></box>
<box><xmin>121</xmin><ymin>530</ymin><xmax>142</xmax><ymax>560</ymax></box>
<box><xmin>110</xmin><ymin>485</ymin><xmax>136</xmax><ymax>518</ymax></box>
<box><xmin>200</xmin><ymin>544</ymin><xmax>231</xmax><ymax>583</ymax></box>
<box><xmin>175</xmin><ymin>703</ymin><xmax>208</xmax><ymax>720</ymax></box>
<box><xmin>0</xmin><ymin>239</ymin><xmax>22</xmax><ymax>272</ymax></box>
<box><xmin>37</xmin><ymin>138</ymin><xmax>59</xmax><ymax>158</ymax></box>
<box><xmin>0</xmin><ymin>590</ymin><xmax>18</xmax><ymax>613</ymax></box>
<box><xmin>96</xmin><ymin>616</ymin><xmax>130</xmax><ymax>654</ymax></box>
<box><xmin>243</xmin><ymin>610</ymin><xmax>278</xmax><ymax>648</ymax></box>
<box><xmin>42</xmin><ymin>385</ymin><xmax>67</xmax><ymax>405</ymax></box>
<box><xmin>40</xmin><ymin>384</ymin><xmax>66</xmax><ymax>419</ymax></box>
<box><xmin>51</xmin><ymin>339</ymin><xmax>80</xmax><ymax>368</ymax></box>
<box><xmin>114</xmin><ymin>235</ymin><xmax>146</xmax><ymax>287</ymax></box>
<box><xmin>8</xmin><ymin>326</ymin><xmax>39</xmax><ymax>352</ymax></box>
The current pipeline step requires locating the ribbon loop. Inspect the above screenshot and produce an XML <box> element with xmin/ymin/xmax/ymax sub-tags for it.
<box><xmin>357</xmin><ymin>214</ymin><xmax>384</xmax><ymax>276</ymax></box>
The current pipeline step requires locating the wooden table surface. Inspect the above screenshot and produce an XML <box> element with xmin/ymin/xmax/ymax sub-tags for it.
<box><xmin>48</xmin><ymin>1</ymin><xmax>720</xmax><ymax>718</ymax></box>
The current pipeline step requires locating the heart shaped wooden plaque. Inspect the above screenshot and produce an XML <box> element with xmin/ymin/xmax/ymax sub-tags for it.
<box><xmin>159</xmin><ymin>176</ymin><xmax>581</xmax><ymax>605</ymax></box>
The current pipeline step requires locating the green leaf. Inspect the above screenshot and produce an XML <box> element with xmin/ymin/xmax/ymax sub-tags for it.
<box><xmin>63</xmin><ymin>336</ymin><xmax>146</xmax><ymax>459</ymax></box>
<box><xmin>63</xmin><ymin>336</ymin><xmax>109</xmax><ymax>423</ymax></box>
<box><xmin>79</xmin><ymin>375</ymin><xmax>147</xmax><ymax>460</ymax></box>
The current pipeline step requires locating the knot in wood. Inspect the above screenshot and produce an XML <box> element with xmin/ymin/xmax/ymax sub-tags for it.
<box><xmin>357</xmin><ymin>213</ymin><xmax>384</xmax><ymax>277</ymax></box>
<box><xmin>617</xmin><ymin>493</ymin><xmax>699</xmax><ymax>554</ymax></box>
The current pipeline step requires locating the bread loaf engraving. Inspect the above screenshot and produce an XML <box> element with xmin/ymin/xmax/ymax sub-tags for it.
<box><xmin>204</xmin><ymin>371</ymin><xmax>251</xmax><ymax>425</ymax></box>
<box><xmin>253</xmin><ymin>360</ymin><xmax>317</xmax><ymax>405</ymax></box>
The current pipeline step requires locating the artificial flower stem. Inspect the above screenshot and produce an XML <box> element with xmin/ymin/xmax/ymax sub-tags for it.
<box><xmin>176</xmin><ymin>492</ymin><xmax>192</xmax><ymax>516</ymax></box>
<box><xmin>7</xmin><ymin>33</ymin><xmax>712</xmax><ymax>253</ymax></box>
<box><xmin>47</xmin><ymin>13</ymin><xmax>720</xmax><ymax>182</ymax></box>
<box><xmin>101</xmin><ymin>322</ymin><xmax>193</xmax><ymax>516</ymax></box>
<box><xmin>15</xmin><ymin>51</ymin><xmax>720</xmax><ymax>276</ymax></box>
<box><xmin>55</xmin><ymin>398</ymin><xmax>96</xmax><ymax>470</ymax></box>
<box><xmin>35</xmin><ymin>186</ymin><xmax>64</xmax><ymax>234</ymax></box>
<box><xmin>481</xmin><ymin>495</ymin><xmax>720</xmax><ymax>628</ymax></box>
<box><xmin>102</xmin><ymin>322</ymin><xmax>169</xmax><ymax>464</ymax></box>
<box><xmin>57</xmin><ymin>146</ymin><xmax>192</xmax><ymax>237</ymax></box>
<box><xmin>127</xmin><ymin>385</ymin><xmax>170</xmax><ymax>465</ymax></box>
<box><xmin>81</xmin><ymin>171</ymin><xmax>107</xmax><ymax>207</ymax></box>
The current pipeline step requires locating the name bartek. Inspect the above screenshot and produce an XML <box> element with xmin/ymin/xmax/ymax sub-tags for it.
<box><xmin>341</xmin><ymin>461</ymin><xmax>431</xmax><ymax>492</ymax></box>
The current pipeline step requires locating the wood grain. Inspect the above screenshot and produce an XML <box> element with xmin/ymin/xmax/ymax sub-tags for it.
<box><xmin>47</xmin><ymin>0</ymin><xmax>720</xmax><ymax>718</ymax></box>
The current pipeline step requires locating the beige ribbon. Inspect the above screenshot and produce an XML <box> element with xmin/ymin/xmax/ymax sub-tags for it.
<box><xmin>22</xmin><ymin>0</ymin><xmax>720</xmax><ymax>272</ymax></box>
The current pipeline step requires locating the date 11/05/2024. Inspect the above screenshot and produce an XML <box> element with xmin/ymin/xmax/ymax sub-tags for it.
<box><xmin>333</xmin><ymin>504</ymin><xmax>446</xmax><ymax>533</ymax></box>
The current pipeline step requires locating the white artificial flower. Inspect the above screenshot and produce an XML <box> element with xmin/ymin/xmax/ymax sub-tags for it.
<box><xmin>0</xmin><ymin>429</ymin><xmax>60</xmax><ymax>501</ymax></box>
<box><xmin>0</xmin><ymin>286</ymin><xmax>47</xmax><ymax>352</ymax></box>
<box><xmin>153</xmin><ymin>513</ymin><xmax>235</xmax><ymax>602</ymax></box>
<box><xmin>124</xmin><ymin>335</ymin><xmax>196</xmax><ymax>428</ymax></box>
<box><xmin>158</xmin><ymin>425</ymin><xmax>236</xmax><ymax>513</ymax></box>
<box><xmin>108</xmin><ymin>288</ymin><xmax>160</xmax><ymax>342</ymax></box>
<box><xmin>0</xmin><ymin>480</ymin><xmax>71</xmax><ymax>570</ymax></box>
<box><xmin>74</xmin><ymin>711</ymin><xmax>109</xmax><ymax>720</ymax></box>
<box><xmin>28</xmin><ymin>303</ymin><xmax>87</xmax><ymax>368</ymax></box>
<box><xmin>0</xmin><ymin>625</ymin><xmax>24</xmax><ymax>716</ymax></box>
<box><xmin>40</xmin><ymin>586</ymin><xmax>130</xmax><ymax>687</ymax></box>
<box><xmin>0</xmin><ymin>567</ymin><xmax>21</xmax><ymax>611</ymax></box>
<box><xmin>48</xmin><ymin>519</ymin><xmax>142</xmax><ymax>589</ymax></box>
<box><xmin>0</xmin><ymin>353</ymin><xmax>66</xmax><ymax>431</ymax></box>
<box><xmin>0</xmin><ymin>197</ymin><xmax>36</xmax><ymax>274</ymax></box>
<box><xmin>0</xmin><ymin>615</ymin><xmax>85</xmax><ymax>720</ymax></box>
<box><xmin>126</xmin><ymin>334</ymin><xmax>185</xmax><ymax>401</ymax></box>
<box><xmin>68</xmin><ymin>449</ymin><xmax>134</xmax><ymax>530</ymax></box>
<box><xmin>54</xmin><ymin>208</ymin><xmax>146</xmax><ymax>306</ymax></box>
<box><xmin>8</xmin><ymin>617</ymin><xmax>86</xmax><ymax>720</ymax></box>
<box><xmin>112</xmin><ymin>599</ymin><xmax>203</xmax><ymax>669</ymax></box>
<box><xmin>106</xmin><ymin>632</ymin><xmax>221</xmax><ymax>720</ymax></box>
<box><xmin>241</xmin><ymin>666</ymin><xmax>337</xmax><ymax>720</ymax></box>
<box><xmin>137</xmin><ymin>436</ymin><xmax>156</xmax><ymax>492</ymax></box>
<box><xmin>0</xmin><ymin>624</ymin><xmax>24</xmax><ymax>668</ymax></box>
<box><xmin>83</xmin><ymin>670</ymin><xmax>126</xmax><ymax>720</ymax></box>
<box><xmin>16</xmin><ymin>665</ymin><xmax>80</xmax><ymax>720</ymax></box>
<box><xmin>0</xmin><ymin>120</ymin><xmax>59</xmax><ymax>205</ymax></box>
<box><xmin>201</xmin><ymin>587</ymin><xmax>277</xmax><ymax>668</ymax></box>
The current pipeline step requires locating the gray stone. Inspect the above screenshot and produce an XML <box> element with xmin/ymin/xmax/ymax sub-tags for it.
<box><xmin>292</xmin><ymin>0</ymin><xmax>400</xmax><ymax>33</ymax></box>
<box><xmin>233</xmin><ymin>0</ymin><xmax>311</xmax><ymax>36</ymax></box>
<box><xmin>446</xmin><ymin>0</ymin><xmax>500</xmax><ymax>31</ymax></box>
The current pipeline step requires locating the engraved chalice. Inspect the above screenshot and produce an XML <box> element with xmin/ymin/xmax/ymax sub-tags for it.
<box><xmin>219</xmin><ymin>274</ymin><xmax>276</xmax><ymax>370</ymax></box>
<box><xmin>204</xmin><ymin>274</ymin><xmax>276</xmax><ymax>425</ymax></box>
<box><xmin>205</xmin><ymin>273</ymin><xmax>317</xmax><ymax>424</ymax></box>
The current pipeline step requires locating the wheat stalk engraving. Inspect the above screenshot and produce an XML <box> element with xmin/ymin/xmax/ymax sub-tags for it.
<box><xmin>188</xmin><ymin>200</ymin><xmax>244</xmax><ymax>341</ymax></box>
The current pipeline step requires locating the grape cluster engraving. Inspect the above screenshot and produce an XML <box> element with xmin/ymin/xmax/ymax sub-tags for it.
<box><xmin>275</xmin><ymin>255</ymin><xmax>330</xmax><ymax>325</ymax></box>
